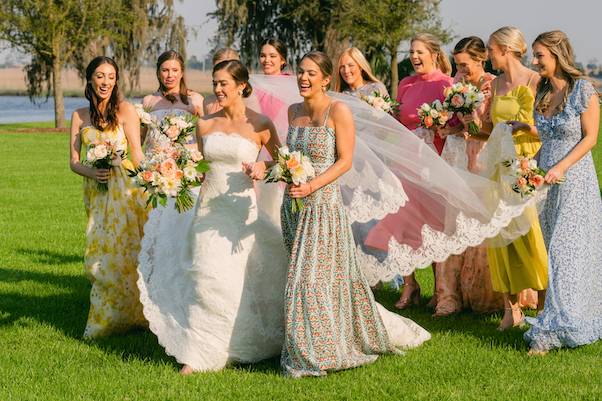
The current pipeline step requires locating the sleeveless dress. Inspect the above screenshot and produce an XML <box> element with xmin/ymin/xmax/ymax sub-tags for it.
<box><xmin>487</xmin><ymin>80</ymin><xmax>548</xmax><ymax>296</ymax></box>
<box><xmin>341</xmin><ymin>81</ymin><xmax>389</xmax><ymax>98</ymax></box>
<box><xmin>280</xmin><ymin>103</ymin><xmax>430</xmax><ymax>378</ymax></box>
<box><xmin>435</xmin><ymin>73</ymin><xmax>503</xmax><ymax>314</ymax></box>
<box><xmin>524</xmin><ymin>79</ymin><xmax>602</xmax><ymax>351</ymax></box>
<box><xmin>80</xmin><ymin>125</ymin><xmax>148</xmax><ymax>338</ymax></box>
<box><xmin>137</xmin><ymin>132</ymin><xmax>288</xmax><ymax>371</ymax></box>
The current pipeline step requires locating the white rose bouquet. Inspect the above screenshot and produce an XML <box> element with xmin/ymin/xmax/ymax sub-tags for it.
<box><xmin>360</xmin><ymin>91</ymin><xmax>399</xmax><ymax>115</ymax></box>
<box><xmin>265</xmin><ymin>146</ymin><xmax>315</xmax><ymax>213</ymax></box>
<box><xmin>85</xmin><ymin>139</ymin><xmax>126</xmax><ymax>192</ymax></box>
<box><xmin>158</xmin><ymin>113</ymin><xmax>196</xmax><ymax>145</ymax></box>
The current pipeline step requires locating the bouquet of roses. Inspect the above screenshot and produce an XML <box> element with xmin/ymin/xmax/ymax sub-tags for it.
<box><xmin>85</xmin><ymin>139</ymin><xmax>126</xmax><ymax>192</ymax></box>
<box><xmin>135</xmin><ymin>103</ymin><xmax>157</xmax><ymax>127</ymax></box>
<box><xmin>502</xmin><ymin>156</ymin><xmax>564</xmax><ymax>198</ymax></box>
<box><xmin>360</xmin><ymin>91</ymin><xmax>399</xmax><ymax>115</ymax></box>
<box><xmin>157</xmin><ymin>113</ymin><xmax>196</xmax><ymax>145</ymax></box>
<box><xmin>442</xmin><ymin>82</ymin><xmax>485</xmax><ymax>135</ymax></box>
<box><xmin>129</xmin><ymin>143</ymin><xmax>210</xmax><ymax>212</ymax></box>
<box><xmin>417</xmin><ymin>99</ymin><xmax>450</xmax><ymax>129</ymax></box>
<box><xmin>265</xmin><ymin>146</ymin><xmax>315</xmax><ymax>213</ymax></box>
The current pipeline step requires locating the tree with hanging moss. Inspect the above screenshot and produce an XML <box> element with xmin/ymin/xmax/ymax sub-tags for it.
<box><xmin>0</xmin><ymin>0</ymin><xmax>186</xmax><ymax>128</ymax></box>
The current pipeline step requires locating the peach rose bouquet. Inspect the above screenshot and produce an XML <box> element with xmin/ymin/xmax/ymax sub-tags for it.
<box><xmin>265</xmin><ymin>146</ymin><xmax>315</xmax><ymax>213</ymax></box>
<box><xmin>128</xmin><ymin>143</ymin><xmax>210</xmax><ymax>212</ymax></box>
<box><xmin>502</xmin><ymin>156</ymin><xmax>564</xmax><ymax>198</ymax></box>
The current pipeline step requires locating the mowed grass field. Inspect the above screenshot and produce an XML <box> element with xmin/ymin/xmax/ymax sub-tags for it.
<box><xmin>0</xmin><ymin>118</ymin><xmax>601</xmax><ymax>401</ymax></box>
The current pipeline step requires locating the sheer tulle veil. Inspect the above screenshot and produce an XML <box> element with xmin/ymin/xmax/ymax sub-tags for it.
<box><xmin>248</xmin><ymin>74</ymin><xmax>545</xmax><ymax>285</ymax></box>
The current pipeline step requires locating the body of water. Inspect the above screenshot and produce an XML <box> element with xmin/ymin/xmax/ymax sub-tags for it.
<box><xmin>0</xmin><ymin>96</ymin><xmax>141</xmax><ymax>124</ymax></box>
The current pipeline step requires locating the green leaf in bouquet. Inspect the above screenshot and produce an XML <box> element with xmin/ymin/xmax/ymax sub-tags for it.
<box><xmin>195</xmin><ymin>160</ymin><xmax>211</xmax><ymax>173</ymax></box>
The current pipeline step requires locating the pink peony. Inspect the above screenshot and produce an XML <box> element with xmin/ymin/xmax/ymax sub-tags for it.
<box><xmin>142</xmin><ymin>170</ymin><xmax>154</xmax><ymax>182</ymax></box>
<box><xmin>166</xmin><ymin>125</ymin><xmax>180</xmax><ymax>140</ymax></box>
<box><xmin>450</xmin><ymin>94</ymin><xmax>465</xmax><ymax>108</ymax></box>
<box><xmin>516</xmin><ymin>177</ymin><xmax>528</xmax><ymax>187</ymax></box>
<box><xmin>159</xmin><ymin>158</ymin><xmax>178</xmax><ymax>178</ymax></box>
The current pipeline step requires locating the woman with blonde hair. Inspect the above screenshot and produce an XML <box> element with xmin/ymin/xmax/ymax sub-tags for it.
<box><xmin>484</xmin><ymin>26</ymin><xmax>548</xmax><ymax>330</ymax></box>
<box><xmin>522</xmin><ymin>30</ymin><xmax>602</xmax><ymax>354</ymax></box>
<box><xmin>364</xmin><ymin>32</ymin><xmax>453</xmax><ymax>310</ymax></box>
<box><xmin>335</xmin><ymin>47</ymin><xmax>388</xmax><ymax>97</ymax></box>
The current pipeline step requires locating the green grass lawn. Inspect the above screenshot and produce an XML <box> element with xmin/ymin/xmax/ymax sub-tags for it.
<box><xmin>1</xmin><ymin>124</ymin><xmax>601</xmax><ymax>401</ymax></box>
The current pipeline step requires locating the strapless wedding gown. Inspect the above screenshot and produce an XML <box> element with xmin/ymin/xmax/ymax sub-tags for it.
<box><xmin>137</xmin><ymin>132</ymin><xmax>289</xmax><ymax>371</ymax></box>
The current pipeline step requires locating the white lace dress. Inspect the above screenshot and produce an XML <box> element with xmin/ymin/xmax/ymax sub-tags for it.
<box><xmin>137</xmin><ymin>132</ymin><xmax>288</xmax><ymax>371</ymax></box>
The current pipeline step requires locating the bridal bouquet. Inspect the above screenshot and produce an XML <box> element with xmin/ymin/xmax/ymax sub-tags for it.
<box><xmin>442</xmin><ymin>82</ymin><xmax>485</xmax><ymax>135</ymax></box>
<box><xmin>417</xmin><ymin>99</ymin><xmax>450</xmax><ymax>129</ymax></box>
<box><xmin>265</xmin><ymin>146</ymin><xmax>315</xmax><ymax>213</ymax></box>
<box><xmin>360</xmin><ymin>91</ymin><xmax>399</xmax><ymax>115</ymax></box>
<box><xmin>502</xmin><ymin>156</ymin><xmax>563</xmax><ymax>198</ymax></box>
<box><xmin>85</xmin><ymin>139</ymin><xmax>126</xmax><ymax>192</ymax></box>
<box><xmin>129</xmin><ymin>143</ymin><xmax>210</xmax><ymax>212</ymax></box>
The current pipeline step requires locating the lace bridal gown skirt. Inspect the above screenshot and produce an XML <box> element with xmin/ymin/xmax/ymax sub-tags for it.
<box><xmin>137</xmin><ymin>145</ymin><xmax>289</xmax><ymax>371</ymax></box>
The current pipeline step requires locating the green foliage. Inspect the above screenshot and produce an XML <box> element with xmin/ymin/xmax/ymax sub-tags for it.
<box><xmin>0</xmin><ymin>128</ymin><xmax>601</xmax><ymax>400</ymax></box>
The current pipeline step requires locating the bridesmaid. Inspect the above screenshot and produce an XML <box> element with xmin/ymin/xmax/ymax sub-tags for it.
<box><xmin>69</xmin><ymin>56</ymin><xmax>147</xmax><ymax>338</ymax></box>
<box><xmin>434</xmin><ymin>36</ymin><xmax>503</xmax><ymax>316</ymax></box>
<box><xmin>141</xmin><ymin>50</ymin><xmax>204</xmax><ymax>150</ymax></box>
<box><xmin>335</xmin><ymin>47</ymin><xmax>388</xmax><ymax>97</ymax></box>
<box><xmin>203</xmin><ymin>47</ymin><xmax>240</xmax><ymax>115</ymax></box>
<box><xmin>277</xmin><ymin>51</ymin><xmax>430</xmax><ymax>377</ymax></box>
<box><xmin>523</xmin><ymin>31</ymin><xmax>602</xmax><ymax>354</ymax></box>
<box><xmin>485</xmin><ymin>26</ymin><xmax>548</xmax><ymax>330</ymax></box>
<box><xmin>364</xmin><ymin>33</ymin><xmax>453</xmax><ymax>310</ymax></box>
<box><xmin>260</xmin><ymin>38</ymin><xmax>288</xmax><ymax>76</ymax></box>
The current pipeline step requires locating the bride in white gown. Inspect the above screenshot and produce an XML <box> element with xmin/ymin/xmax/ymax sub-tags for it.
<box><xmin>137</xmin><ymin>60</ymin><xmax>289</xmax><ymax>374</ymax></box>
<box><xmin>138</xmin><ymin>60</ymin><xmax>432</xmax><ymax>375</ymax></box>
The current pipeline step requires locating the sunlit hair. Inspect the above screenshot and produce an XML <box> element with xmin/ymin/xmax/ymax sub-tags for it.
<box><xmin>261</xmin><ymin>38</ymin><xmax>288</xmax><ymax>70</ymax></box>
<box><xmin>334</xmin><ymin>47</ymin><xmax>382</xmax><ymax>92</ymax></box>
<box><xmin>453</xmin><ymin>36</ymin><xmax>488</xmax><ymax>65</ymax></box>
<box><xmin>212</xmin><ymin>47</ymin><xmax>240</xmax><ymax>66</ymax></box>
<box><xmin>84</xmin><ymin>56</ymin><xmax>121</xmax><ymax>131</ymax></box>
<box><xmin>489</xmin><ymin>26</ymin><xmax>527</xmax><ymax>59</ymax></box>
<box><xmin>411</xmin><ymin>33</ymin><xmax>452</xmax><ymax>75</ymax></box>
<box><xmin>156</xmin><ymin>50</ymin><xmax>189</xmax><ymax>105</ymax></box>
<box><xmin>300</xmin><ymin>51</ymin><xmax>333</xmax><ymax>90</ymax></box>
<box><xmin>213</xmin><ymin>59</ymin><xmax>253</xmax><ymax>98</ymax></box>
<box><xmin>533</xmin><ymin>30</ymin><xmax>590</xmax><ymax>114</ymax></box>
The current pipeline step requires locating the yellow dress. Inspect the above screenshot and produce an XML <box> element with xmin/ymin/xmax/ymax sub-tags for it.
<box><xmin>487</xmin><ymin>84</ymin><xmax>548</xmax><ymax>294</ymax></box>
<box><xmin>81</xmin><ymin>125</ymin><xmax>148</xmax><ymax>338</ymax></box>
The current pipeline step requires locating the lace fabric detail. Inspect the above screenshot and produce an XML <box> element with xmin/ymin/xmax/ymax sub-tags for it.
<box><xmin>358</xmin><ymin>190</ymin><xmax>547</xmax><ymax>286</ymax></box>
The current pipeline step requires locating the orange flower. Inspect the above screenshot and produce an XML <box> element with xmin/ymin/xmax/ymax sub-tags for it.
<box><xmin>424</xmin><ymin>115</ymin><xmax>434</xmax><ymax>128</ymax></box>
<box><xmin>159</xmin><ymin>158</ymin><xmax>178</xmax><ymax>178</ymax></box>
<box><xmin>286</xmin><ymin>156</ymin><xmax>301</xmax><ymax>171</ymax></box>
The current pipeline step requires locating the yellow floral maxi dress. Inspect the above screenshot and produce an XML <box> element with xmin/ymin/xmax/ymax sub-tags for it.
<box><xmin>487</xmin><ymin>84</ymin><xmax>548</xmax><ymax>296</ymax></box>
<box><xmin>80</xmin><ymin>125</ymin><xmax>148</xmax><ymax>338</ymax></box>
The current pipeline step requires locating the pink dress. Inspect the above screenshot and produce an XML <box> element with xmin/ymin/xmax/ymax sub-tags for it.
<box><xmin>396</xmin><ymin>70</ymin><xmax>454</xmax><ymax>154</ymax></box>
<box><xmin>364</xmin><ymin>71</ymin><xmax>452</xmax><ymax>252</ymax></box>
<box><xmin>434</xmin><ymin>72</ymin><xmax>504</xmax><ymax>314</ymax></box>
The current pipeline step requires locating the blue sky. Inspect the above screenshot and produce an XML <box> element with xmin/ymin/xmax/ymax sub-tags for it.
<box><xmin>178</xmin><ymin>0</ymin><xmax>602</xmax><ymax>64</ymax></box>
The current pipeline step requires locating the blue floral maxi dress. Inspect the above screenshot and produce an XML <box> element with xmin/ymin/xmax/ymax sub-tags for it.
<box><xmin>280</xmin><ymin>104</ymin><xmax>431</xmax><ymax>377</ymax></box>
<box><xmin>524</xmin><ymin>79</ymin><xmax>602</xmax><ymax>351</ymax></box>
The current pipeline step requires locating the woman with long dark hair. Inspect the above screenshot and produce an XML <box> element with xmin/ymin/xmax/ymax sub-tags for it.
<box><xmin>69</xmin><ymin>56</ymin><xmax>148</xmax><ymax>338</ymax></box>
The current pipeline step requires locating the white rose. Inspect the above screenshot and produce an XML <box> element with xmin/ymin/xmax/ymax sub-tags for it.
<box><xmin>183</xmin><ymin>166</ymin><xmax>197</xmax><ymax>181</ymax></box>
<box><xmin>431</xmin><ymin>109</ymin><xmax>439</xmax><ymax>118</ymax></box>
<box><xmin>372</xmin><ymin>97</ymin><xmax>386</xmax><ymax>110</ymax></box>
<box><xmin>420</xmin><ymin>103</ymin><xmax>431</xmax><ymax>112</ymax></box>
<box><xmin>432</xmin><ymin>99</ymin><xmax>443</xmax><ymax>111</ymax></box>
<box><xmin>291</xmin><ymin>167</ymin><xmax>308</xmax><ymax>185</ymax></box>
<box><xmin>86</xmin><ymin>149</ymin><xmax>95</xmax><ymax>161</ymax></box>
<box><xmin>279</xmin><ymin>146</ymin><xmax>290</xmax><ymax>157</ymax></box>
<box><xmin>93</xmin><ymin>144</ymin><xmax>108</xmax><ymax>159</ymax></box>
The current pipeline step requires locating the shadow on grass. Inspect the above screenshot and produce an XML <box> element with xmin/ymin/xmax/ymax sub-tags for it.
<box><xmin>374</xmin><ymin>287</ymin><xmax>529</xmax><ymax>351</ymax></box>
<box><xmin>16</xmin><ymin>247</ymin><xmax>83</xmax><ymax>265</ymax></box>
<box><xmin>0</xmin><ymin>265</ymin><xmax>176</xmax><ymax>368</ymax></box>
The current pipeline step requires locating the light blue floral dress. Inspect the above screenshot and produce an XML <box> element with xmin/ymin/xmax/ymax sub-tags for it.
<box><xmin>524</xmin><ymin>79</ymin><xmax>602</xmax><ymax>351</ymax></box>
<box><xmin>280</xmin><ymin>102</ymin><xmax>430</xmax><ymax>377</ymax></box>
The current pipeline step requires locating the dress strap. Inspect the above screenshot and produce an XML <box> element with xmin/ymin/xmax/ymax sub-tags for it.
<box><xmin>322</xmin><ymin>101</ymin><xmax>333</xmax><ymax>127</ymax></box>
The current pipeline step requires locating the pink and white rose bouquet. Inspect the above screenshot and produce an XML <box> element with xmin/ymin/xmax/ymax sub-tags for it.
<box><xmin>360</xmin><ymin>91</ymin><xmax>399</xmax><ymax>115</ymax></box>
<box><xmin>502</xmin><ymin>156</ymin><xmax>563</xmax><ymax>197</ymax></box>
<box><xmin>417</xmin><ymin>99</ymin><xmax>450</xmax><ymax>129</ymax></box>
<box><xmin>85</xmin><ymin>139</ymin><xmax>126</xmax><ymax>192</ymax></box>
<box><xmin>129</xmin><ymin>143</ymin><xmax>210</xmax><ymax>212</ymax></box>
<box><xmin>442</xmin><ymin>82</ymin><xmax>485</xmax><ymax>135</ymax></box>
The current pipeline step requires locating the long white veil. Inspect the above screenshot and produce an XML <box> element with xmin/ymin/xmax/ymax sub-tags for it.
<box><xmin>248</xmin><ymin>74</ymin><xmax>545</xmax><ymax>285</ymax></box>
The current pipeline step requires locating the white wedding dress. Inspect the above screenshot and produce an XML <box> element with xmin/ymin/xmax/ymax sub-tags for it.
<box><xmin>137</xmin><ymin>132</ymin><xmax>289</xmax><ymax>371</ymax></box>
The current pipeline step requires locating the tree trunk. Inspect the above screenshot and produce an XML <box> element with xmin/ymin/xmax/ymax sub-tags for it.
<box><xmin>52</xmin><ymin>57</ymin><xmax>65</xmax><ymax>128</ymax></box>
<box><xmin>323</xmin><ymin>27</ymin><xmax>350</xmax><ymax>65</ymax></box>
<box><xmin>390</xmin><ymin>45</ymin><xmax>399</xmax><ymax>99</ymax></box>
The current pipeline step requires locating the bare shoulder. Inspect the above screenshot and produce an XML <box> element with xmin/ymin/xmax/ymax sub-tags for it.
<box><xmin>188</xmin><ymin>90</ymin><xmax>204</xmax><ymax>102</ymax></box>
<box><xmin>330</xmin><ymin>101</ymin><xmax>352</xmax><ymax>119</ymax></box>
<box><xmin>118</xmin><ymin>100</ymin><xmax>136</xmax><ymax>114</ymax></box>
<box><xmin>71</xmin><ymin>107</ymin><xmax>88</xmax><ymax>130</ymax></box>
